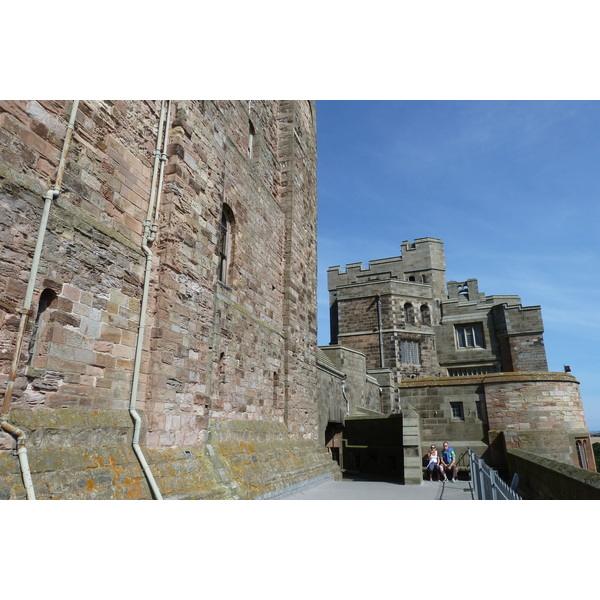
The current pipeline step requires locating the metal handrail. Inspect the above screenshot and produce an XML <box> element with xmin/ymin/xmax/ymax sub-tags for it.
<box><xmin>468</xmin><ymin>449</ymin><xmax>522</xmax><ymax>500</ymax></box>
<box><xmin>455</xmin><ymin>450</ymin><xmax>469</xmax><ymax>468</ymax></box>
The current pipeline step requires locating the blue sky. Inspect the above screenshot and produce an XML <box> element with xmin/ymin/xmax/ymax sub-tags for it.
<box><xmin>315</xmin><ymin>100</ymin><xmax>600</xmax><ymax>431</ymax></box>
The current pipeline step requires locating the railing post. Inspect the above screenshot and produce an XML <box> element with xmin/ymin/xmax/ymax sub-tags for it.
<box><xmin>490</xmin><ymin>470</ymin><xmax>498</xmax><ymax>500</ymax></box>
<box><xmin>478</xmin><ymin>456</ymin><xmax>486</xmax><ymax>500</ymax></box>
<box><xmin>469</xmin><ymin>449</ymin><xmax>522</xmax><ymax>500</ymax></box>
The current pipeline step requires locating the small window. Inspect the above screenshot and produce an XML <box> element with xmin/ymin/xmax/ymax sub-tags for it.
<box><xmin>420</xmin><ymin>304</ymin><xmax>431</xmax><ymax>326</ymax></box>
<box><xmin>576</xmin><ymin>439</ymin><xmax>589</xmax><ymax>469</ymax></box>
<box><xmin>400</xmin><ymin>340</ymin><xmax>420</xmax><ymax>364</ymax></box>
<box><xmin>218</xmin><ymin>204</ymin><xmax>234</xmax><ymax>284</ymax></box>
<box><xmin>450</xmin><ymin>402</ymin><xmax>464</xmax><ymax>420</ymax></box>
<box><xmin>403</xmin><ymin>303</ymin><xmax>414</xmax><ymax>324</ymax></box>
<box><xmin>273</xmin><ymin>372</ymin><xmax>279</xmax><ymax>408</ymax></box>
<box><xmin>456</xmin><ymin>324</ymin><xmax>484</xmax><ymax>348</ymax></box>
<box><xmin>28</xmin><ymin>288</ymin><xmax>58</xmax><ymax>364</ymax></box>
<box><xmin>248</xmin><ymin>120</ymin><xmax>256</xmax><ymax>160</ymax></box>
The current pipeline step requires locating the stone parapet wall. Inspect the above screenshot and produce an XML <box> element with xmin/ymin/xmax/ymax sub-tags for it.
<box><xmin>319</xmin><ymin>345</ymin><xmax>382</xmax><ymax>414</ymax></box>
<box><xmin>506</xmin><ymin>448</ymin><xmax>600</xmax><ymax>500</ymax></box>
<box><xmin>488</xmin><ymin>427</ymin><xmax>595</xmax><ymax>471</ymax></box>
<box><xmin>316</xmin><ymin>357</ymin><xmax>345</xmax><ymax>451</ymax></box>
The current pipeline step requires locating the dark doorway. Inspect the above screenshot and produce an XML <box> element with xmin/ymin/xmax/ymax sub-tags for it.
<box><xmin>325</xmin><ymin>422</ymin><xmax>344</xmax><ymax>467</ymax></box>
<box><xmin>342</xmin><ymin>414</ymin><xmax>404</xmax><ymax>482</ymax></box>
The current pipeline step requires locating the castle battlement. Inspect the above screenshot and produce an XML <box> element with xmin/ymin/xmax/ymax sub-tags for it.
<box><xmin>328</xmin><ymin>237</ymin><xmax>446</xmax><ymax>292</ymax></box>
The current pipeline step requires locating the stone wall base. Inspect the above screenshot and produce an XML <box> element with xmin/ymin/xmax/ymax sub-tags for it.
<box><xmin>0</xmin><ymin>409</ymin><xmax>340</xmax><ymax>499</ymax></box>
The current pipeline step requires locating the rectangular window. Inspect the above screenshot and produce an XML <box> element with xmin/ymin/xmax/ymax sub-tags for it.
<box><xmin>400</xmin><ymin>340</ymin><xmax>420</xmax><ymax>364</ymax></box>
<box><xmin>456</xmin><ymin>324</ymin><xmax>484</xmax><ymax>348</ymax></box>
<box><xmin>450</xmin><ymin>402</ymin><xmax>464</xmax><ymax>420</ymax></box>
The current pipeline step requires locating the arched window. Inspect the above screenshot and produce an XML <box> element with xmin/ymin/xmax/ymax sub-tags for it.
<box><xmin>218</xmin><ymin>204</ymin><xmax>234</xmax><ymax>285</ymax></box>
<box><xmin>403</xmin><ymin>303</ymin><xmax>413</xmax><ymax>324</ymax></box>
<box><xmin>576</xmin><ymin>439</ymin><xmax>589</xmax><ymax>469</ymax></box>
<box><xmin>420</xmin><ymin>304</ymin><xmax>431</xmax><ymax>326</ymax></box>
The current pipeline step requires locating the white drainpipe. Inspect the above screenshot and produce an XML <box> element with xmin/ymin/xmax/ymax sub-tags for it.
<box><xmin>341</xmin><ymin>377</ymin><xmax>350</xmax><ymax>417</ymax></box>
<box><xmin>1</xmin><ymin>100</ymin><xmax>79</xmax><ymax>500</ymax></box>
<box><xmin>128</xmin><ymin>100</ymin><xmax>172</xmax><ymax>500</ymax></box>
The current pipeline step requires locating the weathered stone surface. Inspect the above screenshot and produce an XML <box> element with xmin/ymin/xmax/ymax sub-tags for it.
<box><xmin>0</xmin><ymin>100</ymin><xmax>339</xmax><ymax>499</ymax></box>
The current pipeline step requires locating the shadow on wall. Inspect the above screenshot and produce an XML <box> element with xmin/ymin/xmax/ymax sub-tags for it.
<box><xmin>341</xmin><ymin>415</ymin><xmax>404</xmax><ymax>483</ymax></box>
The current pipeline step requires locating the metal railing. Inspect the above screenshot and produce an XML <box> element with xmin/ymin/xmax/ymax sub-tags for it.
<box><xmin>468</xmin><ymin>449</ymin><xmax>522</xmax><ymax>500</ymax></box>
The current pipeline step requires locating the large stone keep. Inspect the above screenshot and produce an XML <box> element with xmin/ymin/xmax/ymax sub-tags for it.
<box><xmin>0</xmin><ymin>100</ymin><xmax>339</xmax><ymax>499</ymax></box>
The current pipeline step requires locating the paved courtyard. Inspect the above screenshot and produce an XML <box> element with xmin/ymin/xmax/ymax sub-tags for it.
<box><xmin>271</xmin><ymin>477</ymin><xmax>474</xmax><ymax>500</ymax></box>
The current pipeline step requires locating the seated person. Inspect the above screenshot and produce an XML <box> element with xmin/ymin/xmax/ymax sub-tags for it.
<box><xmin>426</xmin><ymin>444</ymin><xmax>444</xmax><ymax>481</ymax></box>
<box><xmin>440</xmin><ymin>441</ymin><xmax>458</xmax><ymax>482</ymax></box>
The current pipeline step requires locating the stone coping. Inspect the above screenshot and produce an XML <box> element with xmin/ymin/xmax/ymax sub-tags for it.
<box><xmin>399</xmin><ymin>371</ymin><xmax>579</xmax><ymax>388</ymax></box>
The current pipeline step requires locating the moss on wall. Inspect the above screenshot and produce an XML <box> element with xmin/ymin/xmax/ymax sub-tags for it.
<box><xmin>0</xmin><ymin>410</ymin><xmax>339</xmax><ymax>499</ymax></box>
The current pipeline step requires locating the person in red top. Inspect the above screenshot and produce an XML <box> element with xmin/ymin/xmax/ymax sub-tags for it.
<box><xmin>440</xmin><ymin>441</ymin><xmax>458</xmax><ymax>482</ymax></box>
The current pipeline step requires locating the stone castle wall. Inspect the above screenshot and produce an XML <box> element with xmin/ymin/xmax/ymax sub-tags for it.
<box><xmin>399</xmin><ymin>377</ymin><xmax>489</xmax><ymax>458</ymax></box>
<box><xmin>0</xmin><ymin>100</ymin><xmax>338</xmax><ymax>499</ymax></box>
<box><xmin>319</xmin><ymin>345</ymin><xmax>382</xmax><ymax>415</ymax></box>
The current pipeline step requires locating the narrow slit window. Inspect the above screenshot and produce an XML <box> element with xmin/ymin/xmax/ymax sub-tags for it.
<box><xmin>218</xmin><ymin>205</ymin><xmax>234</xmax><ymax>285</ymax></box>
<box><xmin>403</xmin><ymin>303</ymin><xmax>413</xmax><ymax>324</ymax></box>
<box><xmin>248</xmin><ymin>120</ymin><xmax>256</xmax><ymax>160</ymax></box>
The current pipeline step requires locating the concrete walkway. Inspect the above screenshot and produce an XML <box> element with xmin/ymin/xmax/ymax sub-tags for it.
<box><xmin>272</xmin><ymin>477</ymin><xmax>474</xmax><ymax>500</ymax></box>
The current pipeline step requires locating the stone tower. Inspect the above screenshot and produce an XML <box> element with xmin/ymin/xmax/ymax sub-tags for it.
<box><xmin>0</xmin><ymin>100</ymin><xmax>339</xmax><ymax>499</ymax></box>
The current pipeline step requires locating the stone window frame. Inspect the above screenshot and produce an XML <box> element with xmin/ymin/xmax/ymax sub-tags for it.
<box><xmin>450</xmin><ymin>401</ymin><xmax>464</xmax><ymax>420</ymax></box>
<box><xmin>403</xmin><ymin>302</ymin><xmax>414</xmax><ymax>325</ymax></box>
<box><xmin>247</xmin><ymin>118</ymin><xmax>263</xmax><ymax>166</ymax></box>
<box><xmin>575</xmin><ymin>438</ymin><xmax>590</xmax><ymax>470</ymax></box>
<box><xmin>400</xmin><ymin>339</ymin><xmax>420</xmax><ymax>364</ymax></box>
<box><xmin>420</xmin><ymin>304</ymin><xmax>431</xmax><ymax>326</ymax></box>
<box><xmin>455</xmin><ymin>323</ymin><xmax>485</xmax><ymax>349</ymax></box>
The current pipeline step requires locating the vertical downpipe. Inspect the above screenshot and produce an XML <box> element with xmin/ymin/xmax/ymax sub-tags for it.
<box><xmin>1</xmin><ymin>100</ymin><xmax>79</xmax><ymax>500</ymax></box>
<box><xmin>128</xmin><ymin>100</ymin><xmax>172</xmax><ymax>500</ymax></box>
<box><xmin>376</xmin><ymin>295</ymin><xmax>385</xmax><ymax>368</ymax></box>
